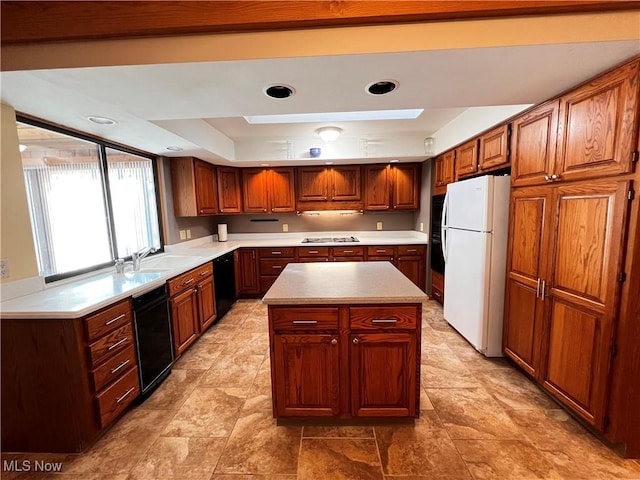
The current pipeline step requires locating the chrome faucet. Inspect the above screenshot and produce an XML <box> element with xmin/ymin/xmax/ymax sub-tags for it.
<box><xmin>131</xmin><ymin>246</ymin><xmax>156</xmax><ymax>271</ymax></box>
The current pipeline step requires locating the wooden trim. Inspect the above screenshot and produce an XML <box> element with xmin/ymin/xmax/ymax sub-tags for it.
<box><xmin>3</xmin><ymin>1</ymin><xmax>640</xmax><ymax>45</ymax></box>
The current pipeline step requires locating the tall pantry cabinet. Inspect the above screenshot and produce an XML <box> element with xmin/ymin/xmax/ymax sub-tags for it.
<box><xmin>503</xmin><ymin>57</ymin><xmax>640</xmax><ymax>437</ymax></box>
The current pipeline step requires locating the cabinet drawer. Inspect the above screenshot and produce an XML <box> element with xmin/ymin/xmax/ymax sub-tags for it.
<box><xmin>88</xmin><ymin>323</ymin><xmax>135</xmax><ymax>367</ymax></box>
<box><xmin>85</xmin><ymin>299</ymin><xmax>132</xmax><ymax>342</ymax></box>
<box><xmin>298</xmin><ymin>247</ymin><xmax>330</xmax><ymax>257</ymax></box>
<box><xmin>397</xmin><ymin>245</ymin><xmax>426</xmax><ymax>256</ymax></box>
<box><xmin>332</xmin><ymin>246</ymin><xmax>364</xmax><ymax>257</ymax></box>
<box><xmin>96</xmin><ymin>366</ymin><xmax>140</xmax><ymax>427</ymax></box>
<box><xmin>168</xmin><ymin>263</ymin><xmax>212</xmax><ymax>296</ymax></box>
<box><xmin>259</xmin><ymin>247</ymin><xmax>295</xmax><ymax>258</ymax></box>
<box><xmin>271</xmin><ymin>307</ymin><xmax>339</xmax><ymax>331</ymax></box>
<box><xmin>91</xmin><ymin>345</ymin><xmax>137</xmax><ymax>392</ymax></box>
<box><xmin>431</xmin><ymin>285</ymin><xmax>444</xmax><ymax>305</ymax></box>
<box><xmin>367</xmin><ymin>246</ymin><xmax>396</xmax><ymax>256</ymax></box>
<box><xmin>349</xmin><ymin>306</ymin><xmax>418</xmax><ymax>330</ymax></box>
<box><xmin>259</xmin><ymin>258</ymin><xmax>292</xmax><ymax>275</ymax></box>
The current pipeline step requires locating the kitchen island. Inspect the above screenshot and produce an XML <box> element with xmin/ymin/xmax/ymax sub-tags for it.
<box><xmin>262</xmin><ymin>261</ymin><xmax>427</xmax><ymax>419</ymax></box>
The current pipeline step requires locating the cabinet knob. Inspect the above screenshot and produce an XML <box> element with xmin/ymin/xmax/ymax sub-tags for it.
<box><xmin>544</xmin><ymin>175</ymin><xmax>552</xmax><ymax>182</ymax></box>
<box><xmin>331</xmin><ymin>338</ymin><xmax>337</xmax><ymax>345</ymax></box>
<box><xmin>352</xmin><ymin>338</ymin><xmax>359</xmax><ymax>344</ymax></box>
<box><xmin>551</xmin><ymin>173</ymin><xmax>560</xmax><ymax>181</ymax></box>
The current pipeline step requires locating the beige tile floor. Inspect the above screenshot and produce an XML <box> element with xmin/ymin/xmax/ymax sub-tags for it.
<box><xmin>3</xmin><ymin>299</ymin><xmax>640</xmax><ymax>480</ymax></box>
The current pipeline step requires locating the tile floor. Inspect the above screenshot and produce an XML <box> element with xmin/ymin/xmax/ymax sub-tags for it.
<box><xmin>3</xmin><ymin>299</ymin><xmax>640</xmax><ymax>480</ymax></box>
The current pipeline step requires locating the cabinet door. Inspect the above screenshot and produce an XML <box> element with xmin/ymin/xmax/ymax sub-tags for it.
<box><xmin>503</xmin><ymin>187</ymin><xmax>553</xmax><ymax>377</ymax></box>
<box><xmin>455</xmin><ymin>139</ymin><xmax>479</xmax><ymax>178</ymax></box>
<box><xmin>555</xmin><ymin>60</ymin><xmax>639</xmax><ymax>182</ymax></box>
<box><xmin>196</xmin><ymin>274</ymin><xmax>217</xmax><ymax>332</ymax></box>
<box><xmin>511</xmin><ymin>100</ymin><xmax>559</xmax><ymax>187</ymax></box>
<box><xmin>193</xmin><ymin>160</ymin><xmax>218</xmax><ymax>215</ymax></box>
<box><xmin>297</xmin><ymin>167</ymin><xmax>328</xmax><ymax>202</ymax></box>
<box><xmin>364</xmin><ymin>165</ymin><xmax>390</xmax><ymax>210</ymax></box>
<box><xmin>242</xmin><ymin>168</ymin><xmax>268</xmax><ymax>213</ymax></box>
<box><xmin>170</xmin><ymin>288</ymin><xmax>199</xmax><ymax>356</ymax></box>
<box><xmin>350</xmin><ymin>332</ymin><xmax>417</xmax><ymax>417</ymax></box>
<box><xmin>442</xmin><ymin>150</ymin><xmax>456</xmax><ymax>184</ymax></box>
<box><xmin>269</xmin><ymin>167</ymin><xmax>296</xmax><ymax>212</ymax></box>
<box><xmin>541</xmin><ymin>180</ymin><xmax>630</xmax><ymax>428</ymax></box>
<box><xmin>235</xmin><ymin>248</ymin><xmax>259</xmax><ymax>295</ymax></box>
<box><xmin>331</xmin><ymin>165</ymin><xmax>361</xmax><ymax>201</ymax></box>
<box><xmin>392</xmin><ymin>163</ymin><xmax>420</xmax><ymax>210</ymax></box>
<box><xmin>273</xmin><ymin>334</ymin><xmax>340</xmax><ymax>417</ymax></box>
<box><xmin>396</xmin><ymin>256</ymin><xmax>425</xmax><ymax>291</ymax></box>
<box><xmin>433</xmin><ymin>156</ymin><xmax>445</xmax><ymax>188</ymax></box>
<box><xmin>479</xmin><ymin>124</ymin><xmax>510</xmax><ymax>171</ymax></box>
<box><xmin>217</xmin><ymin>167</ymin><xmax>242</xmax><ymax>213</ymax></box>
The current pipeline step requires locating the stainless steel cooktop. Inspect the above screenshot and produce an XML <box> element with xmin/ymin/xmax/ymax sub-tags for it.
<box><xmin>301</xmin><ymin>236</ymin><xmax>360</xmax><ymax>243</ymax></box>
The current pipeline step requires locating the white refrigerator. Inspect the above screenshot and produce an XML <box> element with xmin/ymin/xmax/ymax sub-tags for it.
<box><xmin>442</xmin><ymin>175</ymin><xmax>510</xmax><ymax>357</ymax></box>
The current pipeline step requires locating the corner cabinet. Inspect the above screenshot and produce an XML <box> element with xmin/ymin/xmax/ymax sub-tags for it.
<box><xmin>269</xmin><ymin>304</ymin><xmax>421</xmax><ymax>419</ymax></box>
<box><xmin>171</xmin><ymin>157</ymin><xmax>218</xmax><ymax>216</ymax></box>
<box><xmin>503</xmin><ymin>179</ymin><xmax>631</xmax><ymax>429</ymax></box>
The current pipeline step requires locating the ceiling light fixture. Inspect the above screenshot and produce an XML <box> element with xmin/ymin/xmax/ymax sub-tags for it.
<box><xmin>316</xmin><ymin>126</ymin><xmax>342</xmax><ymax>142</ymax></box>
<box><xmin>166</xmin><ymin>146</ymin><xmax>183</xmax><ymax>152</ymax></box>
<box><xmin>366</xmin><ymin>80</ymin><xmax>398</xmax><ymax>95</ymax></box>
<box><xmin>86</xmin><ymin>116</ymin><xmax>116</xmax><ymax>125</ymax></box>
<box><xmin>264</xmin><ymin>84</ymin><xmax>295</xmax><ymax>99</ymax></box>
<box><xmin>19</xmin><ymin>144</ymin><xmax>27</xmax><ymax>152</ymax></box>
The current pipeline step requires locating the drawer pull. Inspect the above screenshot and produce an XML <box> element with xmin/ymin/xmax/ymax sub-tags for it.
<box><xmin>271</xmin><ymin>251</ymin><xmax>282</xmax><ymax>255</ymax></box>
<box><xmin>105</xmin><ymin>313</ymin><xmax>126</xmax><ymax>326</ymax></box>
<box><xmin>331</xmin><ymin>338</ymin><xmax>337</xmax><ymax>345</ymax></box>
<box><xmin>110</xmin><ymin>359</ymin><xmax>130</xmax><ymax>374</ymax></box>
<box><xmin>372</xmin><ymin>318</ymin><xmax>398</xmax><ymax>324</ymax></box>
<box><xmin>342</xmin><ymin>250</ymin><xmax>354</xmax><ymax>253</ymax></box>
<box><xmin>292</xmin><ymin>320</ymin><xmax>318</xmax><ymax>325</ymax></box>
<box><xmin>183</xmin><ymin>278</ymin><xmax>195</xmax><ymax>285</ymax></box>
<box><xmin>376</xmin><ymin>250</ymin><xmax>386</xmax><ymax>254</ymax></box>
<box><xmin>199</xmin><ymin>271</ymin><xmax>209</xmax><ymax>276</ymax></box>
<box><xmin>272</xmin><ymin>265</ymin><xmax>283</xmax><ymax>269</ymax></box>
<box><xmin>116</xmin><ymin>387</ymin><xmax>136</xmax><ymax>404</ymax></box>
<box><xmin>308</xmin><ymin>250</ymin><xmax>319</xmax><ymax>254</ymax></box>
<box><xmin>434</xmin><ymin>291</ymin><xmax>442</xmax><ymax>298</ymax></box>
<box><xmin>108</xmin><ymin>337</ymin><xmax>128</xmax><ymax>351</ymax></box>
<box><xmin>407</xmin><ymin>249</ymin><xmax>417</xmax><ymax>252</ymax></box>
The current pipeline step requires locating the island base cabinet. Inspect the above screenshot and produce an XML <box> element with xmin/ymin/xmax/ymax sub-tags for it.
<box><xmin>350</xmin><ymin>333</ymin><xmax>417</xmax><ymax>417</ymax></box>
<box><xmin>272</xmin><ymin>334</ymin><xmax>340</xmax><ymax>417</ymax></box>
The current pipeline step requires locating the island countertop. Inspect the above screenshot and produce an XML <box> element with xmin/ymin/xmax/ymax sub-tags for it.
<box><xmin>262</xmin><ymin>261</ymin><xmax>428</xmax><ymax>305</ymax></box>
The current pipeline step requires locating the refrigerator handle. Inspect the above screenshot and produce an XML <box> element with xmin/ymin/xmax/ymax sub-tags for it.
<box><xmin>441</xmin><ymin>191</ymin><xmax>450</xmax><ymax>264</ymax></box>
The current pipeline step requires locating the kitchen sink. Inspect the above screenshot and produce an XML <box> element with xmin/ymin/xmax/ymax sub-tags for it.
<box><xmin>140</xmin><ymin>254</ymin><xmax>201</xmax><ymax>269</ymax></box>
<box><xmin>301</xmin><ymin>236</ymin><xmax>359</xmax><ymax>243</ymax></box>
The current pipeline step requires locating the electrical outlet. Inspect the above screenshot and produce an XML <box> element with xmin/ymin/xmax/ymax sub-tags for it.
<box><xmin>186</xmin><ymin>229</ymin><xmax>191</xmax><ymax>239</ymax></box>
<box><xmin>376</xmin><ymin>221</ymin><xmax>383</xmax><ymax>231</ymax></box>
<box><xmin>420</xmin><ymin>222</ymin><xmax>424</xmax><ymax>232</ymax></box>
<box><xmin>0</xmin><ymin>260</ymin><xmax>9</xmax><ymax>279</ymax></box>
<box><xmin>179</xmin><ymin>230</ymin><xmax>187</xmax><ymax>240</ymax></box>
<box><xmin>282</xmin><ymin>223</ymin><xmax>289</xmax><ymax>232</ymax></box>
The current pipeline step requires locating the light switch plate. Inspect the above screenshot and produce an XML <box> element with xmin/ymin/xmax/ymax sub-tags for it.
<box><xmin>376</xmin><ymin>222</ymin><xmax>383</xmax><ymax>231</ymax></box>
<box><xmin>186</xmin><ymin>229</ymin><xmax>191</xmax><ymax>239</ymax></box>
<box><xmin>282</xmin><ymin>223</ymin><xmax>289</xmax><ymax>232</ymax></box>
<box><xmin>420</xmin><ymin>222</ymin><xmax>424</xmax><ymax>231</ymax></box>
<box><xmin>179</xmin><ymin>230</ymin><xmax>187</xmax><ymax>240</ymax></box>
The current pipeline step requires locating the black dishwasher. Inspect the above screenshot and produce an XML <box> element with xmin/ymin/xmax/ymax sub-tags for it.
<box><xmin>213</xmin><ymin>252</ymin><xmax>236</xmax><ymax>320</ymax></box>
<box><xmin>132</xmin><ymin>285</ymin><xmax>174</xmax><ymax>398</ymax></box>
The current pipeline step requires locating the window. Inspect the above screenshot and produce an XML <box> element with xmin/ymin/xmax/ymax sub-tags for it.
<box><xmin>18</xmin><ymin>120</ymin><xmax>163</xmax><ymax>281</ymax></box>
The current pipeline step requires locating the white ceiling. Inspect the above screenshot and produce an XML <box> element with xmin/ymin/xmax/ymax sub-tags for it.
<box><xmin>2</xmin><ymin>38</ymin><xmax>639</xmax><ymax>167</ymax></box>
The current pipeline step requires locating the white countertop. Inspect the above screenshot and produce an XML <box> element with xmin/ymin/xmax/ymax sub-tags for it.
<box><xmin>262</xmin><ymin>262</ymin><xmax>427</xmax><ymax>305</ymax></box>
<box><xmin>0</xmin><ymin>231</ymin><xmax>427</xmax><ymax>319</ymax></box>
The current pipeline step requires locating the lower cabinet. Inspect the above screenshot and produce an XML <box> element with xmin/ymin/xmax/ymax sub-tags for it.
<box><xmin>168</xmin><ymin>262</ymin><xmax>216</xmax><ymax>357</ymax></box>
<box><xmin>235</xmin><ymin>248</ymin><xmax>260</xmax><ymax>296</ymax></box>
<box><xmin>269</xmin><ymin>304</ymin><xmax>421</xmax><ymax>419</ymax></box>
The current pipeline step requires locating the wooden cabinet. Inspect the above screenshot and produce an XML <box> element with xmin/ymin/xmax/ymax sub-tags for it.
<box><xmin>364</xmin><ymin>163</ymin><xmax>421</xmax><ymax>211</ymax></box>
<box><xmin>431</xmin><ymin>270</ymin><xmax>444</xmax><ymax>305</ymax></box>
<box><xmin>455</xmin><ymin>139</ymin><xmax>479</xmax><ymax>178</ymax></box>
<box><xmin>258</xmin><ymin>247</ymin><xmax>296</xmax><ymax>293</ymax></box>
<box><xmin>510</xmin><ymin>100</ymin><xmax>560</xmax><ymax>187</ymax></box>
<box><xmin>1</xmin><ymin>299</ymin><xmax>140</xmax><ymax>452</ymax></box>
<box><xmin>396</xmin><ymin>245</ymin><xmax>426</xmax><ymax>291</ymax></box>
<box><xmin>171</xmin><ymin>157</ymin><xmax>218</xmax><ymax>216</ymax></box>
<box><xmin>168</xmin><ymin>262</ymin><xmax>216</xmax><ymax>356</ymax></box>
<box><xmin>479</xmin><ymin>124</ymin><xmax>510</xmax><ymax>171</ymax></box>
<box><xmin>503</xmin><ymin>180</ymin><xmax>630</xmax><ymax>428</ymax></box>
<box><xmin>268</xmin><ymin>304</ymin><xmax>420</xmax><ymax>419</ymax></box>
<box><xmin>242</xmin><ymin>167</ymin><xmax>295</xmax><ymax>213</ymax></box>
<box><xmin>433</xmin><ymin>150</ymin><xmax>455</xmax><ymax>195</ymax></box>
<box><xmin>216</xmin><ymin>167</ymin><xmax>242</xmax><ymax>213</ymax></box>
<box><xmin>296</xmin><ymin>165</ymin><xmax>363</xmax><ymax>211</ymax></box>
<box><xmin>235</xmin><ymin>248</ymin><xmax>260</xmax><ymax>295</ymax></box>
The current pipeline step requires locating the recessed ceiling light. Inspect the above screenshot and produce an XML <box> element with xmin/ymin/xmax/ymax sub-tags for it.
<box><xmin>244</xmin><ymin>109</ymin><xmax>422</xmax><ymax>124</ymax></box>
<box><xmin>264</xmin><ymin>84</ymin><xmax>295</xmax><ymax>99</ymax></box>
<box><xmin>166</xmin><ymin>146</ymin><xmax>183</xmax><ymax>152</ymax></box>
<box><xmin>367</xmin><ymin>80</ymin><xmax>398</xmax><ymax>95</ymax></box>
<box><xmin>86</xmin><ymin>115</ymin><xmax>116</xmax><ymax>125</ymax></box>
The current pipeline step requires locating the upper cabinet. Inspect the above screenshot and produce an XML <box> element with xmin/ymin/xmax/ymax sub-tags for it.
<box><xmin>364</xmin><ymin>163</ymin><xmax>421</xmax><ymax>211</ymax></box>
<box><xmin>297</xmin><ymin>165</ymin><xmax>363</xmax><ymax>211</ymax></box>
<box><xmin>554</xmin><ymin>59</ymin><xmax>639</xmax><ymax>183</ymax></box>
<box><xmin>511</xmin><ymin>100</ymin><xmax>560</xmax><ymax>187</ymax></box>
<box><xmin>478</xmin><ymin>124</ymin><xmax>510</xmax><ymax>171</ymax></box>
<box><xmin>242</xmin><ymin>167</ymin><xmax>295</xmax><ymax>213</ymax></box>
<box><xmin>455</xmin><ymin>139</ymin><xmax>479</xmax><ymax>178</ymax></box>
<box><xmin>171</xmin><ymin>157</ymin><xmax>218</xmax><ymax>216</ymax></box>
<box><xmin>216</xmin><ymin>167</ymin><xmax>242</xmax><ymax>214</ymax></box>
<box><xmin>433</xmin><ymin>150</ymin><xmax>455</xmax><ymax>195</ymax></box>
